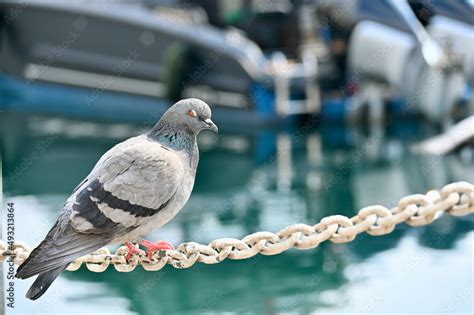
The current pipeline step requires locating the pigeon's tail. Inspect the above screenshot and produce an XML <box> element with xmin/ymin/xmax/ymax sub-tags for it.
<box><xmin>16</xmin><ymin>218</ymin><xmax>112</xmax><ymax>299</ymax></box>
<box><xmin>25</xmin><ymin>265</ymin><xmax>68</xmax><ymax>300</ymax></box>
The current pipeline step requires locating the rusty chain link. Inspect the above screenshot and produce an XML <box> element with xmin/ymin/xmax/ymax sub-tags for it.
<box><xmin>1</xmin><ymin>181</ymin><xmax>472</xmax><ymax>273</ymax></box>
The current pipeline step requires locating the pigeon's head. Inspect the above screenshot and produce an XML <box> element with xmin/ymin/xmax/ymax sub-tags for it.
<box><xmin>162</xmin><ymin>98</ymin><xmax>218</xmax><ymax>135</ymax></box>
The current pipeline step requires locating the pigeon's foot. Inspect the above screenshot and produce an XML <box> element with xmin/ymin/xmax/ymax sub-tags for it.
<box><xmin>140</xmin><ymin>240</ymin><xmax>175</xmax><ymax>260</ymax></box>
<box><xmin>125</xmin><ymin>242</ymin><xmax>145</xmax><ymax>262</ymax></box>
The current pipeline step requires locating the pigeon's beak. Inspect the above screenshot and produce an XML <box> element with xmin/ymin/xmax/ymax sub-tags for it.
<box><xmin>204</xmin><ymin>118</ymin><xmax>218</xmax><ymax>133</ymax></box>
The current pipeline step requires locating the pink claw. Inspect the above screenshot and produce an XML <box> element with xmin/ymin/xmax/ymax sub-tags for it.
<box><xmin>125</xmin><ymin>242</ymin><xmax>145</xmax><ymax>262</ymax></box>
<box><xmin>140</xmin><ymin>240</ymin><xmax>175</xmax><ymax>260</ymax></box>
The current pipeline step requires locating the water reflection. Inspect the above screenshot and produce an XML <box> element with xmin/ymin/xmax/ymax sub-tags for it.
<box><xmin>1</xmin><ymin>112</ymin><xmax>473</xmax><ymax>314</ymax></box>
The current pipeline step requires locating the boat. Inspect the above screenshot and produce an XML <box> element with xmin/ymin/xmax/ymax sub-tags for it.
<box><xmin>0</xmin><ymin>0</ymin><xmax>324</xmax><ymax>125</ymax></box>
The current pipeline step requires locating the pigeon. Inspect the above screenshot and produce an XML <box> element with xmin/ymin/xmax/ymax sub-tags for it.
<box><xmin>16</xmin><ymin>98</ymin><xmax>218</xmax><ymax>300</ymax></box>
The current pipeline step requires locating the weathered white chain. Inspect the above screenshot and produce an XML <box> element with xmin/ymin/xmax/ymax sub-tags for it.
<box><xmin>1</xmin><ymin>181</ymin><xmax>472</xmax><ymax>272</ymax></box>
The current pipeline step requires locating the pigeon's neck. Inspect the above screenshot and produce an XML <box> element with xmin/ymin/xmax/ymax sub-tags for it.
<box><xmin>148</xmin><ymin>122</ymin><xmax>196</xmax><ymax>153</ymax></box>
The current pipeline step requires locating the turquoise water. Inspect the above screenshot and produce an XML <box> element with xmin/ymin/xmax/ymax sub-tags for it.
<box><xmin>1</xmin><ymin>112</ymin><xmax>473</xmax><ymax>314</ymax></box>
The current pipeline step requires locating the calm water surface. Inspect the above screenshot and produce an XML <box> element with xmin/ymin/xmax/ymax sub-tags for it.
<box><xmin>1</xmin><ymin>112</ymin><xmax>473</xmax><ymax>314</ymax></box>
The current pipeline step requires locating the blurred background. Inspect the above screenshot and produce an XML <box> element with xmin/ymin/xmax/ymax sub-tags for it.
<box><xmin>0</xmin><ymin>0</ymin><xmax>473</xmax><ymax>314</ymax></box>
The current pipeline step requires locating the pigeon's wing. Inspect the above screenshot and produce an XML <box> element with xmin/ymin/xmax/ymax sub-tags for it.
<box><xmin>70</xmin><ymin>136</ymin><xmax>185</xmax><ymax>232</ymax></box>
<box><xmin>17</xmin><ymin>136</ymin><xmax>185</xmax><ymax>279</ymax></box>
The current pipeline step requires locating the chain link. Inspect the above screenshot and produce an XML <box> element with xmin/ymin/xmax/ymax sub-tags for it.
<box><xmin>1</xmin><ymin>181</ymin><xmax>472</xmax><ymax>272</ymax></box>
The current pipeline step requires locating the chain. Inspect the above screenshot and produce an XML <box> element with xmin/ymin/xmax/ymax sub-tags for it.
<box><xmin>1</xmin><ymin>181</ymin><xmax>472</xmax><ymax>273</ymax></box>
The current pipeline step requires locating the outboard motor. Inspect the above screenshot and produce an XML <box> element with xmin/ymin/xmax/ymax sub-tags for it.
<box><xmin>346</xmin><ymin>0</ymin><xmax>472</xmax><ymax>123</ymax></box>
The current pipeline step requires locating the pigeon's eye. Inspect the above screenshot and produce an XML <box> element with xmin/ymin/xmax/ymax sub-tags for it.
<box><xmin>188</xmin><ymin>109</ymin><xmax>197</xmax><ymax>117</ymax></box>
